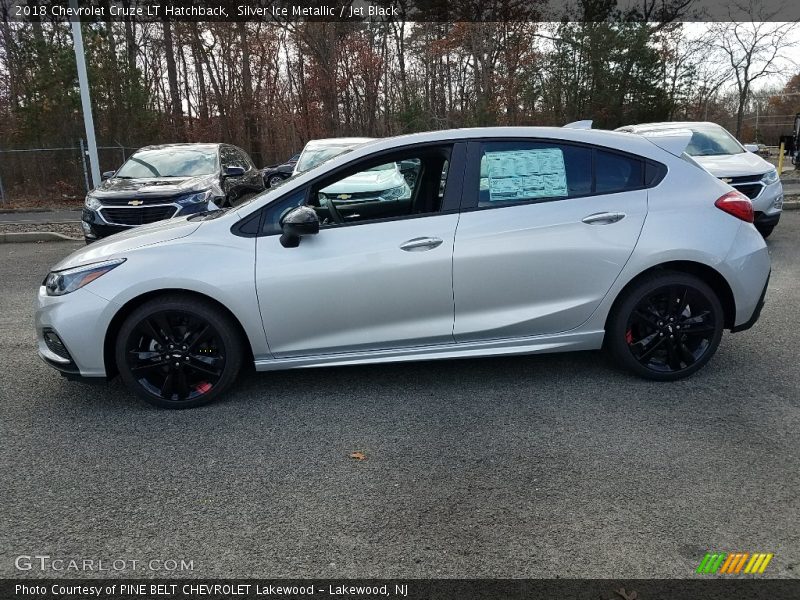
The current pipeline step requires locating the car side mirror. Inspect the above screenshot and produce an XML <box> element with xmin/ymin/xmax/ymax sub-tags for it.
<box><xmin>102</xmin><ymin>170</ymin><xmax>115</xmax><ymax>180</ymax></box>
<box><xmin>280</xmin><ymin>206</ymin><xmax>319</xmax><ymax>248</ymax></box>
<box><xmin>223</xmin><ymin>165</ymin><xmax>246</xmax><ymax>178</ymax></box>
<box><xmin>743</xmin><ymin>144</ymin><xmax>759</xmax><ymax>153</ymax></box>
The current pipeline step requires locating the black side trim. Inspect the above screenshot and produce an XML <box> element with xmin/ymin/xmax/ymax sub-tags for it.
<box><xmin>731</xmin><ymin>271</ymin><xmax>770</xmax><ymax>333</ymax></box>
<box><xmin>230</xmin><ymin>209</ymin><xmax>264</xmax><ymax>238</ymax></box>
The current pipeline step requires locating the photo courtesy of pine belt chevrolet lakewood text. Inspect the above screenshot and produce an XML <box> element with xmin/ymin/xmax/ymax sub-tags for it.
<box><xmin>36</xmin><ymin>127</ymin><xmax>770</xmax><ymax>408</ymax></box>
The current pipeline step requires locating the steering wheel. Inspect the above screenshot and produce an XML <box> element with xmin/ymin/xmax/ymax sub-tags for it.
<box><xmin>320</xmin><ymin>194</ymin><xmax>344</xmax><ymax>225</ymax></box>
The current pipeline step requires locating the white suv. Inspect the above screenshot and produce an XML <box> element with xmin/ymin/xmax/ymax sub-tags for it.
<box><xmin>616</xmin><ymin>122</ymin><xmax>783</xmax><ymax>237</ymax></box>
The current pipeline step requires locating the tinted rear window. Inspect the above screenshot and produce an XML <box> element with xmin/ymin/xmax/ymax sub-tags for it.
<box><xmin>595</xmin><ymin>150</ymin><xmax>644</xmax><ymax>194</ymax></box>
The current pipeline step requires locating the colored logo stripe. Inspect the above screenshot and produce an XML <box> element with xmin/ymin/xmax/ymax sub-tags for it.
<box><xmin>696</xmin><ymin>552</ymin><xmax>773</xmax><ymax>574</ymax></box>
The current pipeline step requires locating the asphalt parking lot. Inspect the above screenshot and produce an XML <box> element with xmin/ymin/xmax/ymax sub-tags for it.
<box><xmin>1</xmin><ymin>214</ymin><xmax>799</xmax><ymax>579</ymax></box>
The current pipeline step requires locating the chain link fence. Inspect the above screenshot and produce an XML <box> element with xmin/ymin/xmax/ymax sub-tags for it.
<box><xmin>0</xmin><ymin>142</ymin><xmax>139</xmax><ymax>206</ymax></box>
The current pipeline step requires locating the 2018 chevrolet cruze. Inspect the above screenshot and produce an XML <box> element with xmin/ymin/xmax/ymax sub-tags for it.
<box><xmin>37</xmin><ymin>127</ymin><xmax>770</xmax><ymax>408</ymax></box>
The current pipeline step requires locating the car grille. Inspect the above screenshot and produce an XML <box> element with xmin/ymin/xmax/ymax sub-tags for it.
<box><xmin>101</xmin><ymin>206</ymin><xmax>177</xmax><ymax>226</ymax></box>
<box><xmin>733</xmin><ymin>183</ymin><xmax>764</xmax><ymax>199</ymax></box>
<box><xmin>328</xmin><ymin>190</ymin><xmax>382</xmax><ymax>202</ymax></box>
<box><xmin>99</xmin><ymin>196</ymin><xmax>178</xmax><ymax>206</ymax></box>
<box><xmin>718</xmin><ymin>175</ymin><xmax>764</xmax><ymax>200</ymax></box>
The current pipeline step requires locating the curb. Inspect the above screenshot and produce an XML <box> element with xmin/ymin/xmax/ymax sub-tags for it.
<box><xmin>783</xmin><ymin>200</ymin><xmax>799</xmax><ymax>211</ymax></box>
<box><xmin>0</xmin><ymin>231</ymin><xmax>82</xmax><ymax>243</ymax></box>
<box><xmin>0</xmin><ymin>220</ymin><xmax>81</xmax><ymax>225</ymax></box>
<box><xmin>0</xmin><ymin>207</ymin><xmax>81</xmax><ymax>214</ymax></box>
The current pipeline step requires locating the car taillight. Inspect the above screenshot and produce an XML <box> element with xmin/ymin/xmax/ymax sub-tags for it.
<box><xmin>714</xmin><ymin>191</ymin><xmax>753</xmax><ymax>223</ymax></box>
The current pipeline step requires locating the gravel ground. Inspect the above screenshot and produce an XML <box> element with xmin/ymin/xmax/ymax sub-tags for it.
<box><xmin>0</xmin><ymin>222</ymin><xmax>82</xmax><ymax>238</ymax></box>
<box><xmin>1</xmin><ymin>215</ymin><xmax>798</xmax><ymax>580</ymax></box>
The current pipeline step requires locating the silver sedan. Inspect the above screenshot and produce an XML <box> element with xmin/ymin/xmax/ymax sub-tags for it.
<box><xmin>36</xmin><ymin>127</ymin><xmax>771</xmax><ymax>408</ymax></box>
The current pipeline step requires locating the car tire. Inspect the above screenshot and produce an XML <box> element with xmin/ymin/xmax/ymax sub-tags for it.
<box><xmin>756</xmin><ymin>225</ymin><xmax>774</xmax><ymax>239</ymax></box>
<box><xmin>268</xmin><ymin>174</ymin><xmax>284</xmax><ymax>187</ymax></box>
<box><xmin>606</xmin><ymin>271</ymin><xmax>724</xmax><ymax>381</ymax></box>
<box><xmin>115</xmin><ymin>294</ymin><xmax>244</xmax><ymax>408</ymax></box>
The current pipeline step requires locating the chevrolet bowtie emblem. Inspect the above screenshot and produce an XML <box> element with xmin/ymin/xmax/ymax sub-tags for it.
<box><xmin>337</xmin><ymin>194</ymin><xmax>352</xmax><ymax>200</ymax></box>
<box><xmin>128</xmin><ymin>200</ymin><xmax>144</xmax><ymax>206</ymax></box>
<box><xmin>721</xmin><ymin>178</ymin><xmax>733</xmax><ymax>183</ymax></box>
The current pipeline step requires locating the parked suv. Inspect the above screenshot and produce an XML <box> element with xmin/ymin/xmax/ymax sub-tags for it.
<box><xmin>82</xmin><ymin>143</ymin><xmax>264</xmax><ymax>242</ymax></box>
<box><xmin>616</xmin><ymin>122</ymin><xmax>783</xmax><ymax>237</ymax></box>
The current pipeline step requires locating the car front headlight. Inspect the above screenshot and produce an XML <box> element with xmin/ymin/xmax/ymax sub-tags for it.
<box><xmin>43</xmin><ymin>258</ymin><xmax>125</xmax><ymax>296</ymax></box>
<box><xmin>175</xmin><ymin>189</ymin><xmax>213</xmax><ymax>205</ymax></box>
<box><xmin>85</xmin><ymin>194</ymin><xmax>102</xmax><ymax>210</ymax></box>
<box><xmin>761</xmin><ymin>169</ymin><xmax>779</xmax><ymax>185</ymax></box>
<box><xmin>380</xmin><ymin>185</ymin><xmax>408</xmax><ymax>201</ymax></box>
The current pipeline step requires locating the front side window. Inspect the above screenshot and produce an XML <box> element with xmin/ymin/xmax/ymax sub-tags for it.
<box><xmin>308</xmin><ymin>147</ymin><xmax>451</xmax><ymax>226</ymax></box>
<box><xmin>233</xmin><ymin>147</ymin><xmax>254</xmax><ymax>169</ymax></box>
<box><xmin>261</xmin><ymin>189</ymin><xmax>306</xmax><ymax>235</ymax></box>
<box><xmin>115</xmin><ymin>147</ymin><xmax>218</xmax><ymax>178</ymax></box>
<box><xmin>478</xmin><ymin>142</ymin><xmax>592</xmax><ymax>207</ymax></box>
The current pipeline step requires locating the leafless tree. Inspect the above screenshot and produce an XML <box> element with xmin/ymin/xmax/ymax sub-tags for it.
<box><xmin>705</xmin><ymin>2</ymin><xmax>798</xmax><ymax>136</ymax></box>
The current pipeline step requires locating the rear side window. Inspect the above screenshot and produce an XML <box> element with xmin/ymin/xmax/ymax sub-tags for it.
<box><xmin>595</xmin><ymin>150</ymin><xmax>644</xmax><ymax>194</ymax></box>
<box><xmin>478</xmin><ymin>142</ymin><xmax>592</xmax><ymax>207</ymax></box>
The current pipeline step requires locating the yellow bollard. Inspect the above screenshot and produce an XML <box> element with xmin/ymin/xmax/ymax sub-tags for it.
<box><xmin>777</xmin><ymin>142</ymin><xmax>785</xmax><ymax>175</ymax></box>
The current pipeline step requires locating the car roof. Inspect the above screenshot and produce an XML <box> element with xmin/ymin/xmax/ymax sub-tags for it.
<box><xmin>616</xmin><ymin>122</ymin><xmax>724</xmax><ymax>133</ymax></box>
<box><xmin>137</xmin><ymin>143</ymin><xmax>222</xmax><ymax>152</ymax></box>
<box><xmin>303</xmin><ymin>137</ymin><xmax>376</xmax><ymax>148</ymax></box>
<box><xmin>347</xmin><ymin>126</ymin><xmax>664</xmax><ymax>153</ymax></box>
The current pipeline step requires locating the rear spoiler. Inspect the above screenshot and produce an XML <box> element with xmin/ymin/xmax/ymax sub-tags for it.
<box><xmin>636</xmin><ymin>129</ymin><xmax>693</xmax><ymax>157</ymax></box>
<box><xmin>563</xmin><ymin>120</ymin><xmax>593</xmax><ymax>130</ymax></box>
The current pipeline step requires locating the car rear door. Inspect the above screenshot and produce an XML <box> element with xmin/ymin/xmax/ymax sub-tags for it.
<box><xmin>452</xmin><ymin>139</ymin><xmax>654</xmax><ymax>341</ymax></box>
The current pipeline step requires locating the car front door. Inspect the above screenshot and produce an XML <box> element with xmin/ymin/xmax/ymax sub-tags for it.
<box><xmin>452</xmin><ymin>139</ymin><xmax>654</xmax><ymax>341</ymax></box>
<box><xmin>254</xmin><ymin>143</ymin><xmax>465</xmax><ymax>357</ymax></box>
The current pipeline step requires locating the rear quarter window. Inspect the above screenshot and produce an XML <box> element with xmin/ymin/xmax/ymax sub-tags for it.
<box><xmin>595</xmin><ymin>150</ymin><xmax>644</xmax><ymax>194</ymax></box>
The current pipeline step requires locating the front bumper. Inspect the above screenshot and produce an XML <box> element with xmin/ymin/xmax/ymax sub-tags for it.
<box><xmin>35</xmin><ymin>285</ymin><xmax>116</xmax><ymax>377</ymax></box>
<box><xmin>749</xmin><ymin>180</ymin><xmax>783</xmax><ymax>216</ymax></box>
<box><xmin>754</xmin><ymin>211</ymin><xmax>781</xmax><ymax>229</ymax></box>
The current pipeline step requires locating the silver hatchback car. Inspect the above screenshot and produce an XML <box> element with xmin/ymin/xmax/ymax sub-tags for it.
<box><xmin>36</xmin><ymin>127</ymin><xmax>770</xmax><ymax>408</ymax></box>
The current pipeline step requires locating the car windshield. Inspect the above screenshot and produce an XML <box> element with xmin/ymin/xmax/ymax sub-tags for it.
<box><xmin>295</xmin><ymin>145</ymin><xmax>355</xmax><ymax>173</ymax></box>
<box><xmin>115</xmin><ymin>147</ymin><xmax>219</xmax><ymax>178</ymax></box>
<box><xmin>641</xmin><ymin>126</ymin><xmax>743</xmax><ymax>157</ymax></box>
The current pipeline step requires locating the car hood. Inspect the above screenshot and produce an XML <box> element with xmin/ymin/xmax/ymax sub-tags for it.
<box><xmin>321</xmin><ymin>169</ymin><xmax>404</xmax><ymax>194</ymax></box>
<box><xmin>91</xmin><ymin>174</ymin><xmax>218</xmax><ymax>199</ymax></box>
<box><xmin>52</xmin><ymin>216</ymin><xmax>201</xmax><ymax>271</ymax></box>
<box><xmin>692</xmin><ymin>152</ymin><xmax>772</xmax><ymax>178</ymax></box>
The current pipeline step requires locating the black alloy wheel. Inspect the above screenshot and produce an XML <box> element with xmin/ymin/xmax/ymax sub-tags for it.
<box><xmin>116</xmin><ymin>295</ymin><xmax>243</xmax><ymax>408</ymax></box>
<box><xmin>268</xmin><ymin>174</ymin><xmax>284</xmax><ymax>187</ymax></box>
<box><xmin>607</xmin><ymin>272</ymin><xmax>724</xmax><ymax>380</ymax></box>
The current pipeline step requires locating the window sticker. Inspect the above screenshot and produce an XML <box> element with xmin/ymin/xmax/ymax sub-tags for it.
<box><xmin>482</xmin><ymin>148</ymin><xmax>568</xmax><ymax>202</ymax></box>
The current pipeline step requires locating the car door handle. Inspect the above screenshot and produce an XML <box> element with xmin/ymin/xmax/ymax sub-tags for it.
<box><xmin>582</xmin><ymin>212</ymin><xmax>626</xmax><ymax>225</ymax></box>
<box><xmin>399</xmin><ymin>237</ymin><xmax>444</xmax><ymax>252</ymax></box>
